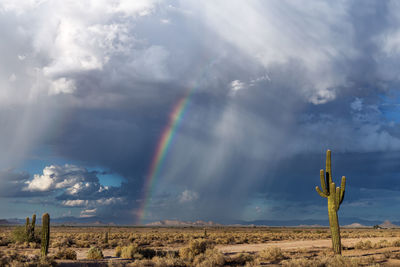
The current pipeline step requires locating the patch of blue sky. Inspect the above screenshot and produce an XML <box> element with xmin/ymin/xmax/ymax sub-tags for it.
<box><xmin>21</xmin><ymin>153</ymin><xmax>124</xmax><ymax>187</ymax></box>
<box><xmin>379</xmin><ymin>91</ymin><xmax>400</xmax><ymax>123</ymax></box>
<box><xmin>95</xmin><ymin>171</ymin><xmax>124</xmax><ymax>187</ymax></box>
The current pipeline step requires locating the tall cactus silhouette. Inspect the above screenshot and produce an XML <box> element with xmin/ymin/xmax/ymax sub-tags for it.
<box><xmin>41</xmin><ymin>213</ymin><xmax>50</xmax><ymax>257</ymax></box>
<box><xmin>315</xmin><ymin>150</ymin><xmax>346</xmax><ymax>255</ymax></box>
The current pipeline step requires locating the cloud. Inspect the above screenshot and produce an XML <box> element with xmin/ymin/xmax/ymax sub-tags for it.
<box><xmin>0</xmin><ymin>1</ymin><xmax>400</xmax><ymax>223</ymax></box>
<box><xmin>62</xmin><ymin>197</ymin><xmax>124</xmax><ymax>207</ymax></box>
<box><xmin>80</xmin><ymin>208</ymin><xmax>96</xmax><ymax>218</ymax></box>
<box><xmin>179</xmin><ymin>190</ymin><xmax>199</xmax><ymax>203</ymax></box>
<box><xmin>25</xmin><ymin>164</ymin><xmax>99</xmax><ymax>193</ymax></box>
<box><xmin>229</xmin><ymin>80</ymin><xmax>245</xmax><ymax>96</ymax></box>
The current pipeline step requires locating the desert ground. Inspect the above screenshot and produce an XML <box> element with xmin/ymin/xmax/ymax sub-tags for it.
<box><xmin>2</xmin><ymin>226</ymin><xmax>400</xmax><ymax>266</ymax></box>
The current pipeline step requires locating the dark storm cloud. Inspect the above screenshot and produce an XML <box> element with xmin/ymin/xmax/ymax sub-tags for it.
<box><xmin>1</xmin><ymin>0</ymin><xmax>400</xmax><ymax>223</ymax></box>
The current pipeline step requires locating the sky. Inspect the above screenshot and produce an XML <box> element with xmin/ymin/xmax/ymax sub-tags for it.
<box><xmin>0</xmin><ymin>0</ymin><xmax>400</xmax><ymax>225</ymax></box>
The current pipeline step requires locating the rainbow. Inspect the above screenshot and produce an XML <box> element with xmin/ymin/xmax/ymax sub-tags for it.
<box><xmin>136</xmin><ymin>90</ymin><xmax>193</xmax><ymax>224</ymax></box>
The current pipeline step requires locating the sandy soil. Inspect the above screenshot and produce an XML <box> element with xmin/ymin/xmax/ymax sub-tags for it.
<box><xmin>217</xmin><ymin>237</ymin><xmax>400</xmax><ymax>254</ymax></box>
<box><xmin>55</xmin><ymin>236</ymin><xmax>400</xmax><ymax>259</ymax></box>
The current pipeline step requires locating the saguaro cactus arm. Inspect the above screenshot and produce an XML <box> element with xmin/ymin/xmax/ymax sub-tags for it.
<box><xmin>316</xmin><ymin>186</ymin><xmax>327</xmax><ymax>198</ymax></box>
<box><xmin>339</xmin><ymin>176</ymin><xmax>346</xmax><ymax>204</ymax></box>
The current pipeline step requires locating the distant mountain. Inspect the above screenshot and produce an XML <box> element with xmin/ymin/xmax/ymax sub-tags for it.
<box><xmin>232</xmin><ymin>217</ymin><xmax>385</xmax><ymax>227</ymax></box>
<box><xmin>3</xmin><ymin>216</ymin><xmax>400</xmax><ymax>227</ymax></box>
<box><xmin>379</xmin><ymin>220</ymin><xmax>400</xmax><ymax>229</ymax></box>
<box><xmin>146</xmin><ymin>220</ymin><xmax>221</xmax><ymax>227</ymax></box>
<box><xmin>297</xmin><ymin>224</ymin><xmax>325</xmax><ymax>228</ymax></box>
<box><xmin>343</xmin><ymin>223</ymin><xmax>370</xmax><ymax>228</ymax></box>
<box><xmin>0</xmin><ymin>219</ymin><xmax>16</xmax><ymax>225</ymax></box>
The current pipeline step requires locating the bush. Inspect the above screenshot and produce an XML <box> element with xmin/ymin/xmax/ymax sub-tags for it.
<box><xmin>121</xmin><ymin>244</ymin><xmax>139</xmax><ymax>259</ymax></box>
<box><xmin>87</xmin><ymin>246</ymin><xmax>104</xmax><ymax>260</ymax></box>
<box><xmin>354</xmin><ymin>240</ymin><xmax>373</xmax><ymax>250</ymax></box>
<box><xmin>193</xmin><ymin>248</ymin><xmax>225</xmax><ymax>267</ymax></box>
<box><xmin>115</xmin><ymin>246</ymin><xmax>122</xmax><ymax>257</ymax></box>
<box><xmin>179</xmin><ymin>239</ymin><xmax>214</xmax><ymax>262</ymax></box>
<box><xmin>11</xmin><ymin>226</ymin><xmax>29</xmax><ymax>243</ymax></box>
<box><xmin>11</xmin><ymin>226</ymin><xmax>40</xmax><ymax>243</ymax></box>
<box><xmin>227</xmin><ymin>252</ymin><xmax>254</xmax><ymax>266</ymax></box>
<box><xmin>374</xmin><ymin>239</ymin><xmax>390</xmax><ymax>248</ymax></box>
<box><xmin>282</xmin><ymin>255</ymin><xmax>374</xmax><ymax>267</ymax></box>
<box><xmin>55</xmin><ymin>248</ymin><xmax>77</xmax><ymax>260</ymax></box>
<box><xmin>392</xmin><ymin>239</ymin><xmax>400</xmax><ymax>247</ymax></box>
<box><xmin>259</xmin><ymin>247</ymin><xmax>285</xmax><ymax>262</ymax></box>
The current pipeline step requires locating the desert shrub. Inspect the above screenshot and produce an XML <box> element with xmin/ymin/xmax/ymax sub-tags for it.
<box><xmin>11</xmin><ymin>225</ymin><xmax>41</xmax><ymax>244</ymax></box>
<box><xmin>193</xmin><ymin>248</ymin><xmax>225</xmax><ymax>267</ymax></box>
<box><xmin>258</xmin><ymin>247</ymin><xmax>285</xmax><ymax>262</ymax></box>
<box><xmin>226</xmin><ymin>252</ymin><xmax>254</xmax><ymax>266</ymax></box>
<box><xmin>128</xmin><ymin>255</ymin><xmax>186</xmax><ymax>267</ymax></box>
<box><xmin>354</xmin><ymin>240</ymin><xmax>373</xmax><ymax>250</ymax></box>
<box><xmin>283</xmin><ymin>255</ymin><xmax>376</xmax><ymax>267</ymax></box>
<box><xmin>55</xmin><ymin>248</ymin><xmax>77</xmax><ymax>260</ymax></box>
<box><xmin>392</xmin><ymin>239</ymin><xmax>400</xmax><ymax>247</ymax></box>
<box><xmin>179</xmin><ymin>239</ymin><xmax>214</xmax><ymax>262</ymax></box>
<box><xmin>0</xmin><ymin>236</ymin><xmax>11</xmax><ymax>246</ymax></box>
<box><xmin>140</xmin><ymin>248</ymin><xmax>157</xmax><ymax>259</ymax></box>
<box><xmin>119</xmin><ymin>244</ymin><xmax>156</xmax><ymax>259</ymax></box>
<box><xmin>121</xmin><ymin>244</ymin><xmax>139</xmax><ymax>259</ymax></box>
<box><xmin>115</xmin><ymin>246</ymin><xmax>122</xmax><ymax>257</ymax></box>
<box><xmin>0</xmin><ymin>250</ymin><xmax>57</xmax><ymax>267</ymax></box>
<box><xmin>75</xmin><ymin>240</ymin><xmax>90</xmax><ymax>248</ymax></box>
<box><xmin>11</xmin><ymin>226</ymin><xmax>29</xmax><ymax>243</ymax></box>
<box><xmin>87</xmin><ymin>246</ymin><xmax>104</xmax><ymax>260</ymax></box>
<box><xmin>374</xmin><ymin>239</ymin><xmax>390</xmax><ymax>248</ymax></box>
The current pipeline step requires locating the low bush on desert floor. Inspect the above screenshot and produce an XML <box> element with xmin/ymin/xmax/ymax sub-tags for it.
<box><xmin>3</xmin><ymin>226</ymin><xmax>400</xmax><ymax>266</ymax></box>
<box><xmin>54</xmin><ymin>247</ymin><xmax>77</xmax><ymax>260</ymax></box>
<box><xmin>0</xmin><ymin>250</ymin><xmax>57</xmax><ymax>267</ymax></box>
<box><xmin>87</xmin><ymin>246</ymin><xmax>104</xmax><ymax>260</ymax></box>
<box><xmin>258</xmin><ymin>246</ymin><xmax>286</xmax><ymax>262</ymax></box>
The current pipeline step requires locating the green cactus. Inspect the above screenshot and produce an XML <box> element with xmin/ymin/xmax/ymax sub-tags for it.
<box><xmin>30</xmin><ymin>214</ymin><xmax>36</xmax><ymax>242</ymax></box>
<box><xmin>104</xmin><ymin>231</ymin><xmax>109</xmax><ymax>244</ymax></box>
<box><xmin>25</xmin><ymin>217</ymin><xmax>30</xmax><ymax>238</ymax></box>
<box><xmin>25</xmin><ymin>214</ymin><xmax>37</xmax><ymax>242</ymax></box>
<box><xmin>41</xmin><ymin>213</ymin><xmax>50</xmax><ymax>257</ymax></box>
<box><xmin>316</xmin><ymin>150</ymin><xmax>346</xmax><ymax>255</ymax></box>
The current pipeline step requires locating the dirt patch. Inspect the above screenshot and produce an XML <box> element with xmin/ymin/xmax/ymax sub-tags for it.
<box><xmin>217</xmin><ymin>237</ymin><xmax>400</xmax><ymax>254</ymax></box>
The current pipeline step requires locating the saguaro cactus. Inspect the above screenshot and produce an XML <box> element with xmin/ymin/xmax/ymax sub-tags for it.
<box><xmin>41</xmin><ymin>213</ymin><xmax>50</xmax><ymax>257</ymax></box>
<box><xmin>25</xmin><ymin>217</ymin><xmax>30</xmax><ymax>238</ymax></box>
<box><xmin>25</xmin><ymin>214</ymin><xmax>36</xmax><ymax>242</ymax></box>
<box><xmin>30</xmin><ymin>214</ymin><xmax>36</xmax><ymax>241</ymax></box>
<box><xmin>315</xmin><ymin>150</ymin><xmax>346</xmax><ymax>255</ymax></box>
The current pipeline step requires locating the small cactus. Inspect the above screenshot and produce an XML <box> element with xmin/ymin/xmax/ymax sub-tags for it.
<box><xmin>41</xmin><ymin>213</ymin><xmax>50</xmax><ymax>257</ymax></box>
<box><xmin>104</xmin><ymin>231</ymin><xmax>109</xmax><ymax>244</ymax></box>
<box><xmin>25</xmin><ymin>217</ymin><xmax>30</xmax><ymax>236</ymax></box>
<box><xmin>30</xmin><ymin>214</ymin><xmax>36</xmax><ymax>242</ymax></box>
<box><xmin>25</xmin><ymin>214</ymin><xmax>36</xmax><ymax>242</ymax></box>
<box><xmin>316</xmin><ymin>150</ymin><xmax>346</xmax><ymax>255</ymax></box>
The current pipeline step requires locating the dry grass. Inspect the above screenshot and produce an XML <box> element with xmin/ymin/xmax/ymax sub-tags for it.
<box><xmin>2</xmin><ymin>226</ymin><xmax>400</xmax><ymax>266</ymax></box>
<box><xmin>87</xmin><ymin>246</ymin><xmax>104</xmax><ymax>260</ymax></box>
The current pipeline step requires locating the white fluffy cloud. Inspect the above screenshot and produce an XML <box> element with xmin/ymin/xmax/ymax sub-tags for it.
<box><xmin>0</xmin><ymin>0</ymin><xmax>165</xmax><ymax>100</ymax></box>
<box><xmin>63</xmin><ymin>197</ymin><xmax>124</xmax><ymax>207</ymax></box>
<box><xmin>25</xmin><ymin>164</ymin><xmax>99</xmax><ymax>192</ymax></box>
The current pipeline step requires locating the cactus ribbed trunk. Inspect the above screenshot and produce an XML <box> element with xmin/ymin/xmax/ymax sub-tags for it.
<box><xmin>41</xmin><ymin>213</ymin><xmax>50</xmax><ymax>257</ymax></box>
<box><xmin>25</xmin><ymin>217</ymin><xmax>30</xmax><ymax>237</ymax></box>
<box><xmin>328</xmin><ymin>198</ymin><xmax>341</xmax><ymax>254</ymax></box>
<box><xmin>315</xmin><ymin>150</ymin><xmax>346</xmax><ymax>255</ymax></box>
